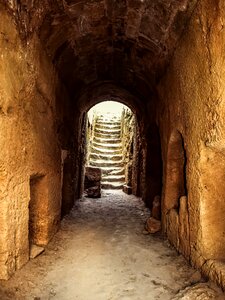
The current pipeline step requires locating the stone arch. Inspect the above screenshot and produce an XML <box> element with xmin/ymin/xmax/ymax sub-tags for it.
<box><xmin>76</xmin><ymin>81</ymin><xmax>145</xmax><ymax>118</ymax></box>
<box><xmin>84</xmin><ymin>99</ymin><xmax>139</xmax><ymax>194</ymax></box>
<box><xmin>69</xmin><ymin>82</ymin><xmax>154</xmax><ymax>201</ymax></box>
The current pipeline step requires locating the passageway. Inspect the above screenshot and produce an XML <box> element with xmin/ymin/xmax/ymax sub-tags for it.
<box><xmin>2</xmin><ymin>0</ymin><xmax>225</xmax><ymax>295</ymax></box>
<box><xmin>0</xmin><ymin>191</ymin><xmax>223</xmax><ymax>300</ymax></box>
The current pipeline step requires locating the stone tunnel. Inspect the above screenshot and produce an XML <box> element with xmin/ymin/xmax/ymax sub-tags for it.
<box><xmin>1</xmin><ymin>0</ymin><xmax>225</xmax><ymax>296</ymax></box>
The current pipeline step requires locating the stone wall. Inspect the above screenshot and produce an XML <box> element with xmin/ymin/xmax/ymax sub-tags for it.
<box><xmin>121</xmin><ymin>107</ymin><xmax>135</xmax><ymax>188</ymax></box>
<box><xmin>86</xmin><ymin>109</ymin><xmax>98</xmax><ymax>165</ymax></box>
<box><xmin>157</xmin><ymin>0</ymin><xmax>225</xmax><ymax>288</ymax></box>
<box><xmin>120</xmin><ymin>108</ymin><xmax>161</xmax><ymax>205</ymax></box>
<box><xmin>4</xmin><ymin>0</ymin><xmax>225</xmax><ymax>288</ymax></box>
<box><xmin>0</xmin><ymin>5</ymin><xmax>69</xmax><ymax>279</ymax></box>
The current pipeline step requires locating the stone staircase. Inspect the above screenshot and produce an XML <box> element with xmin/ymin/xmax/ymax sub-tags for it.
<box><xmin>89</xmin><ymin>113</ymin><xmax>125</xmax><ymax>189</ymax></box>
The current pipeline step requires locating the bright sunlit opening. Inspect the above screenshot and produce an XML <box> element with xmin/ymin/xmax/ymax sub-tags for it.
<box><xmin>88</xmin><ymin>101</ymin><xmax>129</xmax><ymax>123</ymax></box>
<box><xmin>89</xmin><ymin>101</ymin><xmax>125</xmax><ymax>115</ymax></box>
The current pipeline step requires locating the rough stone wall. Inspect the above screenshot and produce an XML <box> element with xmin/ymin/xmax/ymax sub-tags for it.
<box><xmin>86</xmin><ymin>109</ymin><xmax>98</xmax><ymax>166</ymax></box>
<box><xmin>157</xmin><ymin>0</ymin><xmax>225</xmax><ymax>288</ymax></box>
<box><xmin>142</xmin><ymin>123</ymin><xmax>162</xmax><ymax>209</ymax></box>
<box><xmin>132</xmin><ymin>120</ymin><xmax>144</xmax><ymax>197</ymax></box>
<box><xmin>121</xmin><ymin>108</ymin><xmax>135</xmax><ymax>187</ymax></box>
<box><xmin>0</xmin><ymin>5</ymin><xmax>68</xmax><ymax>279</ymax></box>
<box><xmin>72</xmin><ymin>111</ymin><xmax>87</xmax><ymax>201</ymax></box>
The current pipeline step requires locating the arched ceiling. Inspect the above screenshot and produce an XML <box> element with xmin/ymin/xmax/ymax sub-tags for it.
<box><xmin>76</xmin><ymin>81</ymin><xmax>146</xmax><ymax>116</ymax></box>
<box><xmin>5</xmin><ymin>0</ymin><xmax>197</xmax><ymax>99</ymax></box>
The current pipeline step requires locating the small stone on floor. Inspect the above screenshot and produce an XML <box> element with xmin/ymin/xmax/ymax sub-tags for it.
<box><xmin>30</xmin><ymin>245</ymin><xmax>45</xmax><ymax>259</ymax></box>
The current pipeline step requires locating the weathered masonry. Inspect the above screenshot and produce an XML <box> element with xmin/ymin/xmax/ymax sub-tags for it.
<box><xmin>1</xmin><ymin>0</ymin><xmax>225</xmax><ymax>291</ymax></box>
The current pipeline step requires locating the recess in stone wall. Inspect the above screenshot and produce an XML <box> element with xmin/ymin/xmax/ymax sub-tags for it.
<box><xmin>162</xmin><ymin>130</ymin><xmax>188</xmax><ymax>251</ymax></box>
<box><xmin>163</xmin><ymin>130</ymin><xmax>187</xmax><ymax>213</ymax></box>
<box><xmin>29</xmin><ymin>174</ymin><xmax>46</xmax><ymax>247</ymax></box>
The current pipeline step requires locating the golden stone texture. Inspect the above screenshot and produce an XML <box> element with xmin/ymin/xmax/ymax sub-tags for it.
<box><xmin>158</xmin><ymin>0</ymin><xmax>225</xmax><ymax>289</ymax></box>
<box><xmin>1</xmin><ymin>0</ymin><xmax>225</xmax><ymax>292</ymax></box>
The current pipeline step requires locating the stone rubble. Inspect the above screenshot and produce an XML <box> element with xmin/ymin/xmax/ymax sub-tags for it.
<box><xmin>145</xmin><ymin>217</ymin><xmax>162</xmax><ymax>234</ymax></box>
<box><xmin>29</xmin><ymin>245</ymin><xmax>45</xmax><ymax>259</ymax></box>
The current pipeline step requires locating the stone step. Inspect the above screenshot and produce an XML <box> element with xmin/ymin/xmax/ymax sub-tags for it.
<box><xmin>91</xmin><ymin>145</ymin><xmax>122</xmax><ymax>155</ymax></box>
<box><xmin>97</xmin><ymin>115</ymin><xmax>121</xmax><ymax>120</ymax></box>
<box><xmin>96</xmin><ymin>121</ymin><xmax>121</xmax><ymax>126</ymax></box>
<box><xmin>102</xmin><ymin>175</ymin><xmax>125</xmax><ymax>182</ymax></box>
<box><xmin>92</xmin><ymin>141</ymin><xmax>122</xmax><ymax>150</ymax></box>
<box><xmin>100</xmin><ymin>166</ymin><xmax>125</xmax><ymax>176</ymax></box>
<box><xmin>97</xmin><ymin>119</ymin><xmax>121</xmax><ymax>125</ymax></box>
<box><xmin>90</xmin><ymin>160</ymin><xmax>124</xmax><ymax>168</ymax></box>
<box><xmin>101</xmin><ymin>182</ymin><xmax>124</xmax><ymax>189</ymax></box>
<box><xmin>90</xmin><ymin>153</ymin><xmax>122</xmax><ymax>161</ymax></box>
<box><xmin>93</xmin><ymin>136</ymin><xmax>121</xmax><ymax>144</ymax></box>
<box><xmin>109</xmin><ymin>168</ymin><xmax>125</xmax><ymax>176</ymax></box>
<box><xmin>95</xmin><ymin>128</ymin><xmax>121</xmax><ymax>135</ymax></box>
<box><xmin>89</xmin><ymin>113</ymin><xmax>125</xmax><ymax>190</ymax></box>
<box><xmin>95</xmin><ymin>124</ymin><xmax>121</xmax><ymax>130</ymax></box>
<box><xmin>94</xmin><ymin>131</ymin><xmax>121</xmax><ymax>139</ymax></box>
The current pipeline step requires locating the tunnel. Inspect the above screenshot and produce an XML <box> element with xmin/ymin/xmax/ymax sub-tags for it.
<box><xmin>1</xmin><ymin>0</ymin><xmax>225</xmax><ymax>297</ymax></box>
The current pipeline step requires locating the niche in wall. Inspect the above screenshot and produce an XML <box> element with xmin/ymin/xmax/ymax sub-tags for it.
<box><xmin>29</xmin><ymin>174</ymin><xmax>46</xmax><ymax>247</ymax></box>
<box><xmin>163</xmin><ymin>130</ymin><xmax>189</xmax><ymax>255</ymax></box>
<box><xmin>164</xmin><ymin>130</ymin><xmax>187</xmax><ymax>212</ymax></box>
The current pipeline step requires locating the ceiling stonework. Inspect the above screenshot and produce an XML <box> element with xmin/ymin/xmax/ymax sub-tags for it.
<box><xmin>4</xmin><ymin>0</ymin><xmax>197</xmax><ymax>98</ymax></box>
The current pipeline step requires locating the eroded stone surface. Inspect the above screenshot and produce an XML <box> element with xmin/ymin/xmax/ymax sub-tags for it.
<box><xmin>157</xmin><ymin>0</ymin><xmax>225</xmax><ymax>288</ymax></box>
<box><xmin>172</xmin><ymin>283</ymin><xmax>224</xmax><ymax>300</ymax></box>
<box><xmin>0</xmin><ymin>4</ymin><xmax>66</xmax><ymax>279</ymax></box>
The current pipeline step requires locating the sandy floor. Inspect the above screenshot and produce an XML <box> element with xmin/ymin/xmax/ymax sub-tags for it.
<box><xmin>0</xmin><ymin>190</ymin><xmax>224</xmax><ymax>300</ymax></box>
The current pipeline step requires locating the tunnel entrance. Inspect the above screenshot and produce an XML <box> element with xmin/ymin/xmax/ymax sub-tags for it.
<box><xmin>84</xmin><ymin>101</ymin><xmax>135</xmax><ymax>195</ymax></box>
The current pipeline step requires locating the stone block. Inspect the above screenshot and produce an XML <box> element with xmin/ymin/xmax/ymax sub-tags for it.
<box><xmin>86</xmin><ymin>185</ymin><xmax>101</xmax><ymax>198</ymax></box>
<box><xmin>85</xmin><ymin>166</ymin><xmax>101</xmax><ymax>183</ymax></box>
<box><xmin>202</xmin><ymin>260</ymin><xmax>225</xmax><ymax>291</ymax></box>
<box><xmin>125</xmin><ymin>162</ymin><xmax>133</xmax><ymax>186</ymax></box>
<box><xmin>30</xmin><ymin>244</ymin><xmax>45</xmax><ymax>259</ymax></box>
<box><xmin>179</xmin><ymin>196</ymin><xmax>190</xmax><ymax>258</ymax></box>
<box><xmin>84</xmin><ymin>167</ymin><xmax>101</xmax><ymax>198</ymax></box>
<box><xmin>167</xmin><ymin>208</ymin><xmax>179</xmax><ymax>249</ymax></box>
<box><xmin>145</xmin><ymin>217</ymin><xmax>161</xmax><ymax>234</ymax></box>
<box><xmin>123</xmin><ymin>184</ymin><xmax>132</xmax><ymax>194</ymax></box>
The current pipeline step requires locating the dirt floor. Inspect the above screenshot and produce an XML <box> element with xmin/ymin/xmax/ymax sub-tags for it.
<box><xmin>0</xmin><ymin>190</ymin><xmax>224</xmax><ymax>300</ymax></box>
